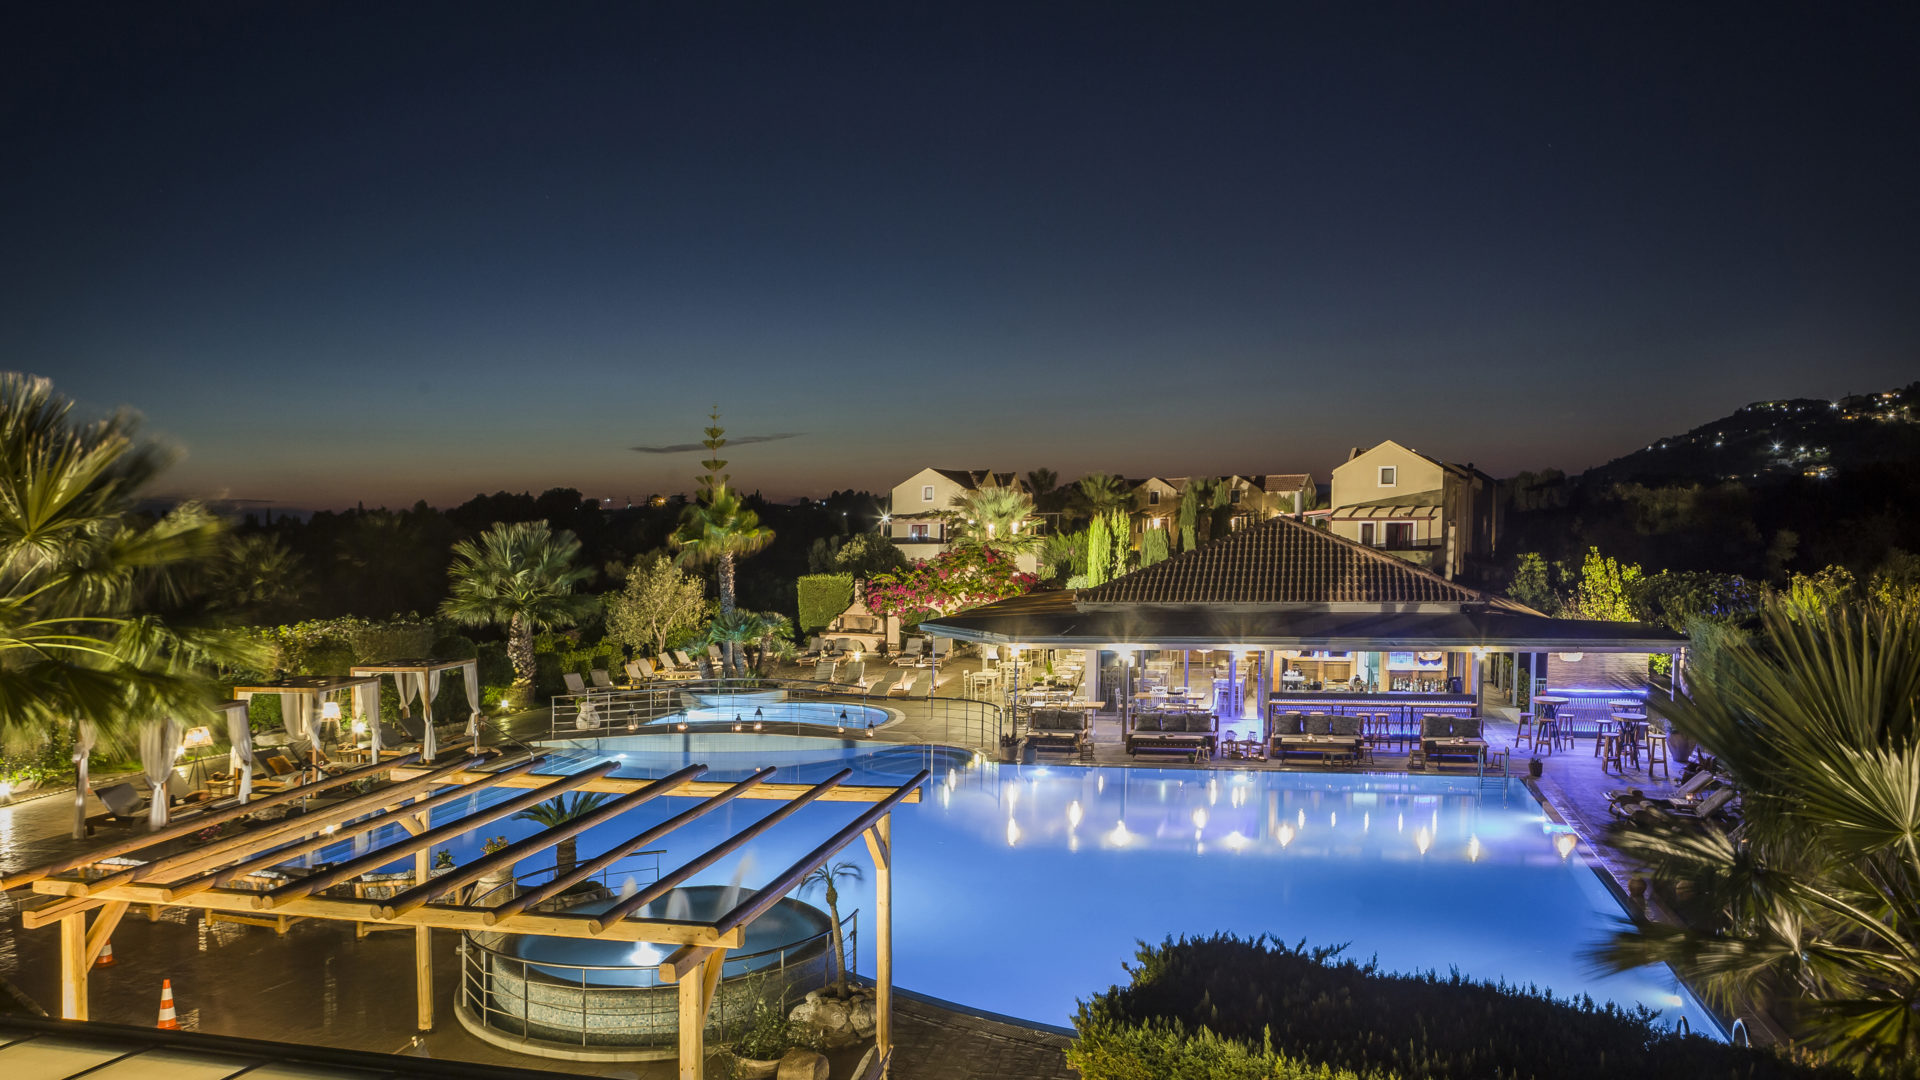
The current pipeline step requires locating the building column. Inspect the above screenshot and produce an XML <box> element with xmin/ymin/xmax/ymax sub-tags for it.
<box><xmin>1083</xmin><ymin>649</ymin><xmax>1101</xmax><ymax>709</ymax></box>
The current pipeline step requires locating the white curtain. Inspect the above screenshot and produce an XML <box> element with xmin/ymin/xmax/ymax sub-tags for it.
<box><xmin>424</xmin><ymin>668</ymin><xmax>442</xmax><ymax>760</ymax></box>
<box><xmin>225</xmin><ymin>701</ymin><xmax>253</xmax><ymax>804</ymax></box>
<box><xmin>280</xmin><ymin>692</ymin><xmax>313</xmax><ymax>753</ymax></box>
<box><xmin>353</xmin><ymin>680</ymin><xmax>383</xmax><ymax>759</ymax></box>
<box><xmin>71</xmin><ymin>719</ymin><xmax>97</xmax><ymax>840</ymax></box>
<box><xmin>139</xmin><ymin>717</ymin><xmax>183</xmax><ymax>830</ymax></box>
<box><xmin>463</xmin><ymin>661</ymin><xmax>482</xmax><ymax>750</ymax></box>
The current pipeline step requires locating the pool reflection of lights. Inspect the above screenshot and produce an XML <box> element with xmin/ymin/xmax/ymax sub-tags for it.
<box><xmin>1224</xmin><ymin>830</ymin><xmax>1249</xmax><ymax>851</ymax></box>
<box><xmin>1109</xmin><ymin>820</ymin><xmax>1131</xmax><ymax>847</ymax></box>
<box><xmin>1006</xmin><ymin>819</ymin><xmax>1021</xmax><ymax>847</ymax></box>
<box><xmin>1191</xmin><ymin>808</ymin><xmax>1208</xmax><ymax>829</ymax></box>
<box><xmin>1278</xmin><ymin>823</ymin><xmax>1295</xmax><ymax>847</ymax></box>
<box><xmin>1556</xmin><ymin>831</ymin><xmax>1579</xmax><ymax>859</ymax></box>
<box><xmin>628</xmin><ymin>942</ymin><xmax>663</xmax><ymax>966</ymax></box>
<box><xmin>1416</xmin><ymin>827</ymin><xmax>1432</xmax><ymax>855</ymax></box>
<box><xmin>1468</xmin><ymin>835</ymin><xmax>1482</xmax><ymax>862</ymax></box>
<box><xmin>1068</xmin><ymin>800</ymin><xmax>1083</xmax><ymax>828</ymax></box>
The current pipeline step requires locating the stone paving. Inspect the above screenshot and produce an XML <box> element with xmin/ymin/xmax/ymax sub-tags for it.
<box><xmin>0</xmin><ymin>666</ymin><xmax>1694</xmax><ymax>1076</ymax></box>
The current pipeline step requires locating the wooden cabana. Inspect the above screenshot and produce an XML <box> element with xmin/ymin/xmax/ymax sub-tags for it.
<box><xmin>6</xmin><ymin>751</ymin><xmax>924</xmax><ymax>1080</ymax></box>
<box><xmin>231</xmin><ymin>674</ymin><xmax>384</xmax><ymax>770</ymax></box>
<box><xmin>350</xmin><ymin>658</ymin><xmax>482</xmax><ymax>758</ymax></box>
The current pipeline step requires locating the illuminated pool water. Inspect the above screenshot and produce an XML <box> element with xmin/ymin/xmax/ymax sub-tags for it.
<box><xmin>648</xmin><ymin>691</ymin><xmax>894</xmax><ymax>731</ymax></box>
<box><xmin>332</xmin><ymin>734</ymin><xmax>1719</xmax><ymax>1035</ymax></box>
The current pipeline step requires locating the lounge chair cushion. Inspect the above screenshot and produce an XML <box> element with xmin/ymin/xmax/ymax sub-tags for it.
<box><xmin>1453</xmin><ymin>717</ymin><xmax>1482</xmax><ymax>739</ymax></box>
<box><xmin>1329</xmin><ymin>715</ymin><xmax>1362</xmax><ymax>737</ymax></box>
<box><xmin>1305</xmin><ymin>715</ymin><xmax>1333</xmax><ymax>736</ymax></box>
<box><xmin>1186</xmin><ymin>713</ymin><xmax>1215</xmax><ymax>734</ymax></box>
<box><xmin>1135</xmin><ymin>714</ymin><xmax>1162</xmax><ymax>733</ymax></box>
<box><xmin>1272</xmin><ymin>713</ymin><xmax>1302</xmax><ymax>735</ymax></box>
<box><xmin>1421</xmin><ymin>714</ymin><xmax>1451</xmax><ymax>737</ymax></box>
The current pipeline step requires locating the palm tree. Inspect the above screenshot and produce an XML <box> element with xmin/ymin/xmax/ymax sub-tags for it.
<box><xmin>1025</xmin><ymin>468</ymin><xmax>1062</xmax><ymax>512</ymax></box>
<box><xmin>0</xmin><ymin>374</ymin><xmax>259</xmax><ymax>835</ymax></box>
<box><xmin>511</xmin><ymin>791</ymin><xmax>612</xmax><ymax>878</ymax></box>
<box><xmin>1075</xmin><ymin>473</ymin><xmax>1130</xmax><ymax>520</ymax></box>
<box><xmin>948</xmin><ymin>486</ymin><xmax>1041</xmax><ymax>556</ymax></box>
<box><xmin>1593</xmin><ymin>599</ymin><xmax>1920</xmax><ymax>1071</ymax></box>
<box><xmin>207</xmin><ymin>533</ymin><xmax>308</xmax><ymax>622</ymax></box>
<box><xmin>671</xmin><ymin>415</ymin><xmax>773</xmax><ymax>678</ymax></box>
<box><xmin>801</xmin><ymin>860</ymin><xmax>865</xmax><ymax>996</ymax></box>
<box><xmin>440</xmin><ymin>521</ymin><xmax>594</xmax><ymax>699</ymax></box>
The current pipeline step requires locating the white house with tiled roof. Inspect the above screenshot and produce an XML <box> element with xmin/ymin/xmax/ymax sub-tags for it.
<box><xmin>1313</xmin><ymin>440</ymin><xmax>1498</xmax><ymax>580</ymax></box>
<box><xmin>885</xmin><ymin>467</ymin><xmax>1025</xmax><ymax>558</ymax></box>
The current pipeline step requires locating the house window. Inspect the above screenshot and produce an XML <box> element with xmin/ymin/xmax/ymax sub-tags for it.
<box><xmin>908</xmin><ymin>523</ymin><xmax>929</xmax><ymax>540</ymax></box>
<box><xmin>921</xmin><ymin>485</ymin><xmax>934</xmax><ymax>502</ymax></box>
<box><xmin>1378</xmin><ymin>466</ymin><xmax>1396</xmax><ymax>487</ymax></box>
<box><xmin>1151</xmin><ymin>517</ymin><xmax>1163</xmax><ymax>529</ymax></box>
<box><xmin>1385</xmin><ymin>522</ymin><xmax>1414</xmax><ymax>549</ymax></box>
<box><xmin>1359</xmin><ymin>522</ymin><xmax>1376</xmax><ymax>546</ymax></box>
<box><xmin>1230</xmin><ymin>489</ymin><xmax>1242</xmax><ymax>504</ymax></box>
<box><xmin>1148</xmin><ymin>490</ymin><xmax>1160</xmax><ymax>505</ymax></box>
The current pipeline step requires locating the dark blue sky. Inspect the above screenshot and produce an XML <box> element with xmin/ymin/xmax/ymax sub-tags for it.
<box><xmin>6</xmin><ymin>3</ymin><xmax>1916</xmax><ymax>507</ymax></box>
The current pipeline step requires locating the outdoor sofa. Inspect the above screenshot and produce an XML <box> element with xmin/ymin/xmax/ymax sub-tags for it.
<box><xmin>1025</xmin><ymin>708</ymin><xmax>1090</xmax><ymax>756</ymax></box>
<box><xmin>1126</xmin><ymin>712</ymin><xmax>1218</xmax><ymax>758</ymax></box>
<box><xmin>1418</xmin><ymin>714</ymin><xmax>1487</xmax><ymax>770</ymax></box>
<box><xmin>1270</xmin><ymin>712</ymin><xmax>1363</xmax><ymax>764</ymax></box>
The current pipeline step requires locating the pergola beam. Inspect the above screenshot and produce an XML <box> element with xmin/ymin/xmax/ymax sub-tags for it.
<box><xmin>0</xmin><ymin>753</ymin><xmax>423</xmax><ymax>890</ymax></box>
<box><xmin>29</xmin><ymin>879</ymin><xmax>744</xmax><ymax>946</ymax></box>
<box><xmin>487</xmin><ymin>767</ymin><xmax>776</xmax><ymax>924</ymax></box>
<box><xmin>257</xmin><ymin>760</ymin><xmax>622</xmax><ymax>908</ymax></box>
<box><xmin>591</xmin><ymin>768</ymin><xmax>853</xmax><ymax>934</ymax></box>
<box><xmin>388</xmin><ymin>766</ymin><xmax>922</xmax><ymax>804</ymax></box>
<box><xmin>161</xmin><ymin>756</ymin><xmax>547</xmax><ymax>901</ymax></box>
<box><xmin>377</xmin><ymin>764</ymin><xmax>707</xmax><ymax>918</ymax></box>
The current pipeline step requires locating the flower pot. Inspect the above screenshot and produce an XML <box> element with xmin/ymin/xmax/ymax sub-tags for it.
<box><xmin>732</xmin><ymin>1056</ymin><xmax>781</xmax><ymax>1079</ymax></box>
<box><xmin>1527</xmin><ymin>757</ymin><xmax>1544</xmax><ymax>778</ymax></box>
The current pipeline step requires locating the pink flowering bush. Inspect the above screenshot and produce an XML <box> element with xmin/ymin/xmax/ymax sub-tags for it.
<box><xmin>864</xmin><ymin>547</ymin><xmax>1038</xmax><ymax>625</ymax></box>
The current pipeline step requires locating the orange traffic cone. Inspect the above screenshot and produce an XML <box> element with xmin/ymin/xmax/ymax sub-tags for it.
<box><xmin>157</xmin><ymin>978</ymin><xmax>179</xmax><ymax>1029</ymax></box>
<box><xmin>93</xmin><ymin>943</ymin><xmax>116</xmax><ymax>968</ymax></box>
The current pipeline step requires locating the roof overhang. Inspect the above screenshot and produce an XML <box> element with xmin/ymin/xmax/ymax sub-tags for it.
<box><xmin>919</xmin><ymin>591</ymin><xmax>1685</xmax><ymax>652</ymax></box>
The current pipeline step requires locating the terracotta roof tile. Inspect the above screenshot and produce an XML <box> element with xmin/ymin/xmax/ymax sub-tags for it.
<box><xmin>1078</xmin><ymin>515</ymin><xmax>1485</xmax><ymax>606</ymax></box>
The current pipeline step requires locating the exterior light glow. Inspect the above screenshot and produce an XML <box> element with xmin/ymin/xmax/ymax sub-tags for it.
<box><xmin>321</xmin><ymin>701</ymin><xmax>342</xmax><ymax>721</ymax></box>
<box><xmin>754</xmin><ymin>707</ymin><xmax>764</xmax><ymax>732</ymax></box>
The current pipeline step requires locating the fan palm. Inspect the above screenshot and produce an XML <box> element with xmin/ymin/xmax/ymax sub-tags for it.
<box><xmin>948</xmin><ymin>486</ymin><xmax>1041</xmax><ymax>556</ymax></box>
<box><xmin>0</xmin><ymin>375</ymin><xmax>259</xmax><ymax>835</ymax></box>
<box><xmin>440</xmin><ymin>521</ymin><xmax>594</xmax><ymax>695</ymax></box>
<box><xmin>801</xmin><ymin>859</ymin><xmax>864</xmax><ymax>996</ymax></box>
<box><xmin>671</xmin><ymin>485</ymin><xmax>773</xmax><ymax>678</ymax></box>
<box><xmin>1075</xmin><ymin>473</ymin><xmax>1130</xmax><ymax>519</ymax></box>
<box><xmin>1592</xmin><ymin>599</ymin><xmax>1920</xmax><ymax>1071</ymax></box>
<box><xmin>206</xmin><ymin>533</ymin><xmax>308</xmax><ymax>622</ymax></box>
<box><xmin>511</xmin><ymin>791</ymin><xmax>613</xmax><ymax>878</ymax></box>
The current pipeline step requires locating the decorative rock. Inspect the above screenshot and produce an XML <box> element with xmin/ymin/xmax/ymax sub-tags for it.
<box><xmin>789</xmin><ymin>987</ymin><xmax>877</xmax><ymax>1050</ymax></box>
<box><xmin>733</xmin><ymin>1057</ymin><xmax>781</xmax><ymax>1080</ymax></box>
<box><xmin>775</xmin><ymin>1047</ymin><xmax>829</xmax><ymax>1080</ymax></box>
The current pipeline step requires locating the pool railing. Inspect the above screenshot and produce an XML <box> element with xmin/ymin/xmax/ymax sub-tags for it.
<box><xmin>550</xmin><ymin>677</ymin><xmax>1006</xmax><ymax>753</ymax></box>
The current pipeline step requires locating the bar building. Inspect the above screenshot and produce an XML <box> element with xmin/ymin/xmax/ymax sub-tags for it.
<box><xmin>920</xmin><ymin>515</ymin><xmax>1682</xmax><ymax>736</ymax></box>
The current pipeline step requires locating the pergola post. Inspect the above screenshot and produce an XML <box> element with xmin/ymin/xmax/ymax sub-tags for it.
<box><xmin>677</xmin><ymin>949</ymin><xmax>726</xmax><ymax>1080</ymax></box>
<box><xmin>863</xmin><ymin>813</ymin><xmax>894</xmax><ymax>1075</ymax></box>
<box><xmin>59</xmin><ymin>911</ymin><xmax>87</xmax><ymax>1020</ymax></box>
<box><xmin>404</xmin><ymin>808</ymin><xmax>433</xmax><ymax>1031</ymax></box>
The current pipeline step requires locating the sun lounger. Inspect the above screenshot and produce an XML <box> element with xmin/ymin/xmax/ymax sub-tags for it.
<box><xmin>1621</xmin><ymin>786</ymin><xmax>1736</xmax><ymax>825</ymax></box>
<box><xmin>562</xmin><ymin>672</ymin><xmax>590</xmax><ymax>696</ymax></box>
<box><xmin>85</xmin><ymin>782</ymin><xmax>150</xmax><ymax>830</ymax></box>
<box><xmin>590</xmin><ymin>668</ymin><xmax>615</xmax><ymax>690</ymax></box>
<box><xmin>627</xmin><ymin>659</ymin><xmax>653</xmax><ymax>682</ymax></box>
<box><xmin>1606</xmin><ymin>768</ymin><xmax>1713</xmax><ymax>808</ymax></box>
<box><xmin>813</xmin><ymin>660</ymin><xmax>837</xmax><ymax>683</ymax></box>
<box><xmin>707</xmin><ymin>644</ymin><xmax>724</xmax><ymax>663</ymax></box>
<box><xmin>893</xmin><ymin>639</ymin><xmax>925</xmax><ymax>666</ymax></box>
<box><xmin>837</xmin><ymin>660</ymin><xmax>867</xmax><ymax>689</ymax></box>
<box><xmin>673</xmin><ymin>650</ymin><xmax>695</xmax><ymax>668</ymax></box>
<box><xmin>889</xmin><ymin>670</ymin><xmax>923</xmax><ymax>698</ymax></box>
<box><xmin>866</xmin><ymin>669</ymin><xmax>900</xmax><ymax>696</ymax></box>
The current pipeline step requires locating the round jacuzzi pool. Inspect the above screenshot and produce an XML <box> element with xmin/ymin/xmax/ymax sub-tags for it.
<box><xmin>658</xmin><ymin>688</ymin><xmax>894</xmax><ymax>731</ymax></box>
<box><xmin>459</xmin><ymin>885</ymin><xmax>836</xmax><ymax>1058</ymax></box>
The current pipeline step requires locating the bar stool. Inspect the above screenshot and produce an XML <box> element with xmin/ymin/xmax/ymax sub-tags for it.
<box><xmin>1592</xmin><ymin>719</ymin><xmax>1613</xmax><ymax>758</ymax></box>
<box><xmin>1370</xmin><ymin>712</ymin><xmax>1394</xmax><ymax>751</ymax></box>
<box><xmin>1513</xmin><ymin>711</ymin><xmax>1535</xmax><ymax>750</ymax></box>
<box><xmin>1644</xmin><ymin>730</ymin><xmax>1670</xmax><ymax>778</ymax></box>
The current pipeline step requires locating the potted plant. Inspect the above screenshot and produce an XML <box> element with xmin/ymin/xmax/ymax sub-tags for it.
<box><xmin>1527</xmin><ymin>755</ymin><xmax>1544</xmax><ymax>778</ymax></box>
<box><xmin>730</xmin><ymin>992</ymin><xmax>794</xmax><ymax>1078</ymax></box>
<box><xmin>431</xmin><ymin>848</ymin><xmax>455</xmax><ymax>873</ymax></box>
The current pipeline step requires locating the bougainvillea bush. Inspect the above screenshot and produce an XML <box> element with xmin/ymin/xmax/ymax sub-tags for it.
<box><xmin>863</xmin><ymin>547</ymin><xmax>1037</xmax><ymax>626</ymax></box>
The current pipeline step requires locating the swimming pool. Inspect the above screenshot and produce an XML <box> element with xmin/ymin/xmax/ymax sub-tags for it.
<box><xmin>334</xmin><ymin>734</ymin><xmax>1719</xmax><ymax>1035</ymax></box>
<box><xmin>640</xmin><ymin>689</ymin><xmax>894</xmax><ymax>731</ymax></box>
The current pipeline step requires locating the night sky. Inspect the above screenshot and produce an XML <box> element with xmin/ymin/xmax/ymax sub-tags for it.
<box><xmin>6</xmin><ymin>3</ymin><xmax>1916</xmax><ymax>508</ymax></box>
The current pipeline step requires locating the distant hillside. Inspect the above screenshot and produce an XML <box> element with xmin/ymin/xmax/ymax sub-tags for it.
<box><xmin>1579</xmin><ymin>381</ymin><xmax>1920</xmax><ymax>488</ymax></box>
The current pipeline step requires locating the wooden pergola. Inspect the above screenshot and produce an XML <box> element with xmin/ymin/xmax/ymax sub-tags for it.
<box><xmin>5</xmin><ymin>752</ymin><xmax>926</xmax><ymax>1080</ymax></box>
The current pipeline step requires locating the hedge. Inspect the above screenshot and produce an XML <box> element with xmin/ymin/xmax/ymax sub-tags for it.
<box><xmin>1070</xmin><ymin>1020</ymin><xmax>1386</xmax><ymax>1080</ymax></box>
<box><xmin>1074</xmin><ymin>935</ymin><xmax>1844</xmax><ymax>1080</ymax></box>
<box><xmin>796</xmin><ymin>573</ymin><xmax>854</xmax><ymax>634</ymax></box>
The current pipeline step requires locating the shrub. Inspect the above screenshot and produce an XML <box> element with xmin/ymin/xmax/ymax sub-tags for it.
<box><xmin>796</xmin><ymin>573</ymin><xmax>855</xmax><ymax>633</ymax></box>
<box><xmin>532</xmin><ymin>631</ymin><xmax>619</xmax><ymax>699</ymax></box>
<box><xmin>1070</xmin><ymin>1019</ymin><xmax>1384</xmax><ymax>1080</ymax></box>
<box><xmin>1075</xmin><ymin>935</ymin><xmax>1842</xmax><ymax>1080</ymax></box>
